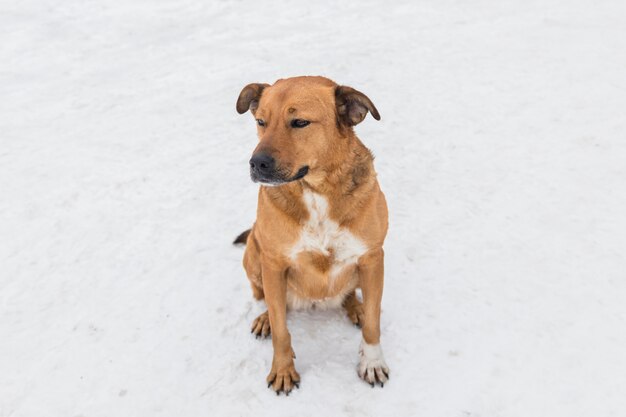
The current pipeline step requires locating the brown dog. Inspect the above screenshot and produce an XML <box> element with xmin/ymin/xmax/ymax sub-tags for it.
<box><xmin>234</xmin><ymin>76</ymin><xmax>389</xmax><ymax>394</ymax></box>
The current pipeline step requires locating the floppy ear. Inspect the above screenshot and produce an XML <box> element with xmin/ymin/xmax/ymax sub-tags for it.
<box><xmin>335</xmin><ymin>85</ymin><xmax>381</xmax><ymax>126</ymax></box>
<box><xmin>236</xmin><ymin>83</ymin><xmax>269</xmax><ymax>114</ymax></box>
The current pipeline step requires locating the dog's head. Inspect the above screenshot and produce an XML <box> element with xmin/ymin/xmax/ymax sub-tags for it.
<box><xmin>236</xmin><ymin>76</ymin><xmax>380</xmax><ymax>186</ymax></box>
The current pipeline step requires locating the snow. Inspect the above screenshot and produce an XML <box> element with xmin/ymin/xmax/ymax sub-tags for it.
<box><xmin>1</xmin><ymin>0</ymin><xmax>626</xmax><ymax>416</ymax></box>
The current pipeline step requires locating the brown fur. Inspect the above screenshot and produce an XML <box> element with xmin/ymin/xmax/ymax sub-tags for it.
<box><xmin>236</xmin><ymin>76</ymin><xmax>388</xmax><ymax>394</ymax></box>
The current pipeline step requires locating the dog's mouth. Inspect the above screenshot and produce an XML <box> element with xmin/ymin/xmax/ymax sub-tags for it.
<box><xmin>252</xmin><ymin>166</ymin><xmax>309</xmax><ymax>186</ymax></box>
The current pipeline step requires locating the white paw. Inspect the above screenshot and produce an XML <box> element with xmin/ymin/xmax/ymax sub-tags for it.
<box><xmin>357</xmin><ymin>339</ymin><xmax>390</xmax><ymax>387</ymax></box>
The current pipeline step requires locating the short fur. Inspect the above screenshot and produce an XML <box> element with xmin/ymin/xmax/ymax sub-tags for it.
<box><xmin>235</xmin><ymin>76</ymin><xmax>389</xmax><ymax>394</ymax></box>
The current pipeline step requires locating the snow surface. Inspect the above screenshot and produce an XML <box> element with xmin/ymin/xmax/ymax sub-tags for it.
<box><xmin>1</xmin><ymin>0</ymin><xmax>626</xmax><ymax>416</ymax></box>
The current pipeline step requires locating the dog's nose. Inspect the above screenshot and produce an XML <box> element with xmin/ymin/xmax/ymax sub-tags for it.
<box><xmin>249</xmin><ymin>153</ymin><xmax>275</xmax><ymax>175</ymax></box>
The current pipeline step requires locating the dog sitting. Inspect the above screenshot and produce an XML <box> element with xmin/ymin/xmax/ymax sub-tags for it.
<box><xmin>234</xmin><ymin>76</ymin><xmax>389</xmax><ymax>395</ymax></box>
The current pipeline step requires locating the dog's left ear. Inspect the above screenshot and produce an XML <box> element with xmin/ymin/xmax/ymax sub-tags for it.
<box><xmin>335</xmin><ymin>86</ymin><xmax>381</xmax><ymax>126</ymax></box>
<box><xmin>236</xmin><ymin>83</ymin><xmax>270</xmax><ymax>114</ymax></box>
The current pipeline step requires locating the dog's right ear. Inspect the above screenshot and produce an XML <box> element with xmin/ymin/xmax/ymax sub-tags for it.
<box><xmin>236</xmin><ymin>83</ymin><xmax>269</xmax><ymax>114</ymax></box>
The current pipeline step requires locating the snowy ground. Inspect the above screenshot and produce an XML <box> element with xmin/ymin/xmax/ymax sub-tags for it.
<box><xmin>1</xmin><ymin>0</ymin><xmax>626</xmax><ymax>416</ymax></box>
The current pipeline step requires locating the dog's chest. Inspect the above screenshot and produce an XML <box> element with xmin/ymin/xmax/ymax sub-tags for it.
<box><xmin>288</xmin><ymin>191</ymin><xmax>367</xmax><ymax>277</ymax></box>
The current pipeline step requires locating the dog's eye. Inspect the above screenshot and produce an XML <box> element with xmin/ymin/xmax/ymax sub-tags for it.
<box><xmin>256</xmin><ymin>119</ymin><xmax>266</xmax><ymax>127</ymax></box>
<box><xmin>291</xmin><ymin>119</ymin><xmax>310</xmax><ymax>128</ymax></box>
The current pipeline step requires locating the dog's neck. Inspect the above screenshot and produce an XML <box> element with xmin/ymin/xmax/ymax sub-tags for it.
<box><xmin>261</xmin><ymin>133</ymin><xmax>377</xmax><ymax>224</ymax></box>
<box><xmin>303</xmin><ymin>134</ymin><xmax>374</xmax><ymax>194</ymax></box>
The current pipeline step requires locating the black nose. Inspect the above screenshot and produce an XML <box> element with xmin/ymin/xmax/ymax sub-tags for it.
<box><xmin>249</xmin><ymin>153</ymin><xmax>276</xmax><ymax>175</ymax></box>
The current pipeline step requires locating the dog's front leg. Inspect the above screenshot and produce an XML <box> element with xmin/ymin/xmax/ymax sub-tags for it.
<box><xmin>358</xmin><ymin>248</ymin><xmax>390</xmax><ymax>387</ymax></box>
<box><xmin>262</xmin><ymin>261</ymin><xmax>299</xmax><ymax>395</ymax></box>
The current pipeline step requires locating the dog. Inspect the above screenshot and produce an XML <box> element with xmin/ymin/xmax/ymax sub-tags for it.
<box><xmin>234</xmin><ymin>76</ymin><xmax>389</xmax><ymax>395</ymax></box>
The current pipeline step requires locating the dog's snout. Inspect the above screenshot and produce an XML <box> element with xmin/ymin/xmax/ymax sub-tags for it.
<box><xmin>249</xmin><ymin>153</ymin><xmax>276</xmax><ymax>175</ymax></box>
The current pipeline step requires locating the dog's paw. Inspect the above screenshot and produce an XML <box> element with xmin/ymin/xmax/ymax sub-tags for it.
<box><xmin>250</xmin><ymin>311</ymin><xmax>271</xmax><ymax>339</ymax></box>
<box><xmin>346</xmin><ymin>303</ymin><xmax>365</xmax><ymax>328</ymax></box>
<box><xmin>357</xmin><ymin>339</ymin><xmax>389</xmax><ymax>387</ymax></box>
<box><xmin>266</xmin><ymin>362</ymin><xmax>300</xmax><ymax>396</ymax></box>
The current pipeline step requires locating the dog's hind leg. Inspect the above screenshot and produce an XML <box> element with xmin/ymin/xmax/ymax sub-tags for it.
<box><xmin>242</xmin><ymin>227</ymin><xmax>264</xmax><ymax>300</ymax></box>
<box><xmin>343</xmin><ymin>290</ymin><xmax>365</xmax><ymax>328</ymax></box>
<box><xmin>251</xmin><ymin>310</ymin><xmax>271</xmax><ymax>338</ymax></box>
<box><xmin>241</xmin><ymin>227</ymin><xmax>270</xmax><ymax>337</ymax></box>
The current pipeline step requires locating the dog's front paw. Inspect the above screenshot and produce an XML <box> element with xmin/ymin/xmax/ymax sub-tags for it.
<box><xmin>266</xmin><ymin>358</ymin><xmax>300</xmax><ymax>396</ymax></box>
<box><xmin>358</xmin><ymin>339</ymin><xmax>389</xmax><ymax>387</ymax></box>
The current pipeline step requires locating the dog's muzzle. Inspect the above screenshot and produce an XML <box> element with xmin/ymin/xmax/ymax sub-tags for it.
<box><xmin>249</xmin><ymin>153</ymin><xmax>308</xmax><ymax>185</ymax></box>
<box><xmin>249</xmin><ymin>153</ymin><xmax>276</xmax><ymax>178</ymax></box>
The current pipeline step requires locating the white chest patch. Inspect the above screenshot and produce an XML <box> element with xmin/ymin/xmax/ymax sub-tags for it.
<box><xmin>288</xmin><ymin>190</ymin><xmax>368</xmax><ymax>278</ymax></box>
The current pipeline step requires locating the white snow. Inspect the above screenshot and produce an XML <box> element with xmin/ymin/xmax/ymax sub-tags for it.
<box><xmin>1</xmin><ymin>0</ymin><xmax>626</xmax><ymax>416</ymax></box>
